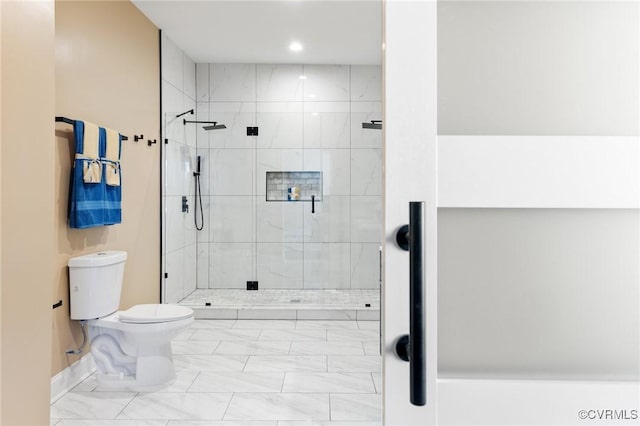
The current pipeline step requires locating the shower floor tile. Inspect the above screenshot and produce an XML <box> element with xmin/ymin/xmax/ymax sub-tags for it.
<box><xmin>52</xmin><ymin>319</ymin><xmax>381</xmax><ymax>425</ymax></box>
<box><xmin>180</xmin><ymin>289</ymin><xmax>379</xmax><ymax>307</ymax></box>
<box><xmin>179</xmin><ymin>289</ymin><xmax>380</xmax><ymax>320</ymax></box>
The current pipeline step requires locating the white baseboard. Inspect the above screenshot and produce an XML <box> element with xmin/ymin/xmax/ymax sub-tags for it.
<box><xmin>50</xmin><ymin>354</ymin><xmax>96</xmax><ymax>403</ymax></box>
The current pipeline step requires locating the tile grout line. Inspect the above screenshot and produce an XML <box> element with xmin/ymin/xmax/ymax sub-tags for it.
<box><xmin>184</xmin><ymin>371</ymin><xmax>201</xmax><ymax>393</ymax></box>
<box><xmin>220</xmin><ymin>391</ymin><xmax>235</xmax><ymax>421</ymax></box>
<box><xmin>112</xmin><ymin>391</ymin><xmax>140</xmax><ymax>420</ymax></box>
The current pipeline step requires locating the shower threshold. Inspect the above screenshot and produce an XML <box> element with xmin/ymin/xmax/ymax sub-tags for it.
<box><xmin>177</xmin><ymin>289</ymin><xmax>380</xmax><ymax>321</ymax></box>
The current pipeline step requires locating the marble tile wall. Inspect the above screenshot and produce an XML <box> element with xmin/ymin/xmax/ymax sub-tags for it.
<box><xmin>161</xmin><ymin>33</ymin><xmax>197</xmax><ymax>302</ymax></box>
<box><xmin>193</xmin><ymin>63</ymin><xmax>382</xmax><ymax>291</ymax></box>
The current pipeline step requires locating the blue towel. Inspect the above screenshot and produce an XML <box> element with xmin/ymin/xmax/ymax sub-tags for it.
<box><xmin>69</xmin><ymin>121</ymin><xmax>123</xmax><ymax>228</ymax></box>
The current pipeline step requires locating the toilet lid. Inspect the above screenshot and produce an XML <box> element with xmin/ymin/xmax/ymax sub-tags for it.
<box><xmin>119</xmin><ymin>304</ymin><xmax>193</xmax><ymax>324</ymax></box>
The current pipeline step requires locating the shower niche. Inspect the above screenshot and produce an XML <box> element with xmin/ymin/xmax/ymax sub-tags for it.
<box><xmin>265</xmin><ymin>171</ymin><xmax>323</xmax><ymax>202</ymax></box>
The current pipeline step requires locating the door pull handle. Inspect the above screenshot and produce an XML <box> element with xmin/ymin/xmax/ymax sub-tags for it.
<box><xmin>394</xmin><ymin>201</ymin><xmax>426</xmax><ymax>406</ymax></box>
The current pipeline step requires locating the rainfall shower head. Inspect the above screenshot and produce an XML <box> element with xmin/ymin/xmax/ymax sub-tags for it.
<box><xmin>183</xmin><ymin>119</ymin><xmax>227</xmax><ymax>130</ymax></box>
<box><xmin>362</xmin><ymin>120</ymin><xmax>382</xmax><ymax>130</ymax></box>
<box><xmin>203</xmin><ymin>123</ymin><xmax>227</xmax><ymax>131</ymax></box>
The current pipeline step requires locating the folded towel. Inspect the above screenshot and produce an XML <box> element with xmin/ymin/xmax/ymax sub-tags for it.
<box><xmin>81</xmin><ymin>121</ymin><xmax>101</xmax><ymax>184</ymax></box>
<box><xmin>102</xmin><ymin>127</ymin><xmax>122</xmax><ymax>225</ymax></box>
<box><xmin>69</xmin><ymin>121</ymin><xmax>105</xmax><ymax>228</ymax></box>
<box><xmin>104</xmin><ymin>127</ymin><xmax>121</xmax><ymax>187</ymax></box>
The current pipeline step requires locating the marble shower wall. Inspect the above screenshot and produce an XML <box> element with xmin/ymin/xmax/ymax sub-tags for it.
<box><xmin>161</xmin><ymin>33</ymin><xmax>197</xmax><ymax>303</ymax></box>
<box><xmin>195</xmin><ymin>63</ymin><xmax>382</xmax><ymax>290</ymax></box>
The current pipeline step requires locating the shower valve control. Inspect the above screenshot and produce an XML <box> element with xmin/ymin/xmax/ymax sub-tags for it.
<box><xmin>246</xmin><ymin>126</ymin><xmax>259</xmax><ymax>136</ymax></box>
<box><xmin>181</xmin><ymin>196</ymin><xmax>189</xmax><ymax>213</ymax></box>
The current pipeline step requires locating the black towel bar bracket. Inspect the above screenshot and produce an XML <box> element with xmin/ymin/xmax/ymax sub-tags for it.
<box><xmin>134</xmin><ymin>134</ymin><xmax>144</xmax><ymax>142</ymax></box>
<box><xmin>55</xmin><ymin>116</ymin><xmax>129</xmax><ymax>141</ymax></box>
<box><xmin>147</xmin><ymin>139</ymin><xmax>157</xmax><ymax>146</ymax></box>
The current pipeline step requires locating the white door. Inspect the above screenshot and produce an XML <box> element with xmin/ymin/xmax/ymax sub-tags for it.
<box><xmin>383</xmin><ymin>1</ymin><xmax>639</xmax><ymax>425</ymax></box>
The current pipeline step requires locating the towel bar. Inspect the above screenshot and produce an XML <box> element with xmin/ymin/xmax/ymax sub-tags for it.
<box><xmin>55</xmin><ymin>116</ymin><xmax>129</xmax><ymax>141</ymax></box>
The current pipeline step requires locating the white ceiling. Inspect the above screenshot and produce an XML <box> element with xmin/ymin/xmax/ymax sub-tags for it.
<box><xmin>132</xmin><ymin>0</ymin><xmax>382</xmax><ymax>65</ymax></box>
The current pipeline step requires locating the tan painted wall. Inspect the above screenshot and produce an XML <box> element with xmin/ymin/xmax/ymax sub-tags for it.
<box><xmin>1</xmin><ymin>1</ymin><xmax>56</xmax><ymax>424</ymax></box>
<box><xmin>53</xmin><ymin>1</ymin><xmax>160</xmax><ymax>376</ymax></box>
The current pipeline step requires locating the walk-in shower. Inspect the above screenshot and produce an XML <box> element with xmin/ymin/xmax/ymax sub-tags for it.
<box><xmin>161</xmin><ymin>38</ymin><xmax>383</xmax><ymax>318</ymax></box>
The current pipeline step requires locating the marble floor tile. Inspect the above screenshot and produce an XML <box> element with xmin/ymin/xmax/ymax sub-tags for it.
<box><xmin>188</xmin><ymin>372</ymin><xmax>284</xmax><ymax>393</ymax></box>
<box><xmin>237</xmin><ymin>309</ymin><xmax>298</xmax><ymax>320</ymax></box>
<box><xmin>259</xmin><ymin>329</ymin><xmax>327</xmax><ymax>342</ymax></box>
<box><xmin>215</xmin><ymin>340</ymin><xmax>291</xmax><ymax>355</ymax></box>
<box><xmin>50</xmin><ymin>392</ymin><xmax>137</xmax><ymax>419</ymax></box>
<box><xmin>172</xmin><ymin>340</ymin><xmax>220</xmax><ymax>354</ymax></box>
<box><xmin>174</xmin><ymin>354</ymin><xmax>248</xmax><ymax>371</ymax></box>
<box><xmin>295</xmin><ymin>320</ymin><xmax>358</xmax><ymax>329</ymax></box>
<box><xmin>282</xmin><ymin>373</ymin><xmax>375</xmax><ymax>393</ymax></box>
<box><xmin>168</xmin><ymin>422</ymin><xmax>275</xmax><ymax>426</ymax></box>
<box><xmin>357</xmin><ymin>321</ymin><xmax>381</xmax><ymax>330</ymax></box>
<box><xmin>296</xmin><ymin>310</ymin><xmax>357</xmax><ymax>320</ymax></box>
<box><xmin>50</xmin><ymin>419</ymin><xmax>61</xmax><ymax>426</ymax></box>
<box><xmin>179</xmin><ymin>289</ymin><xmax>380</xmax><ymax>309</ymax></box>
<box><xmin>244</xmin><ymin>355</ymin><xmax>327</xmax><ymax>372</ymax></box>
<box><xmin>174</xmin><ymin>329</ymin><xmax>196</xmax><ymax>341</ymax></box>
<box><xmin>118</xmin><ymin>393</ymin><xmax>232</xmax><ymax>420</ymax></box>
<box><xmin>372</xmin><ymin>372</ymin><xmax>382</xmax><ymax>394</ymax></box>
<box><xmin>187</xmin><ymin>320</ymin><xmax>237</xmax><ymax>329</ymax></box>
<box><xmin>362</xmin><ymin>341</ymin><xmax>381</xmax><ymax>356</ymax></box>
<box><xmin>51</xmin><ymin>319</ymin><xmax>381</xmax><ymax>425</ymax></box>
<box><xmin>56</xmin><ymin>421</ymin><xmax>167</xmax><ymax>426</ymax></box>
<box><xmin>290</xmin><ymin>341</ymin><xmax>364</xmax><ymax>355</ymax></box>
<box><xmin>71</xmin><ymin>371</ymin><xmax>200</xmax><ymax>393</ymax></box>
<box><xmin>190</xmin><ymin>328</ymin><xmax>261</xmax><ymax>341</ymax></box>
<box><xmin>330</xmin><ymin>394</ymin><xmax>382</xmax><ymax>421</ymax></box>
<box><xmin>232</xmin><ymin>320</ymin><xmax>296</xmax><ymax>329</ymax></box>
<box><xmin>278</xmin><ymin>422</ymin><xmax>381</xmax><ymax>426</ymax></box>
<box><xmin>70</xmin><ymin>373</ymin><xmax>99</xmax><ymax>392</ymax></box>
<box><xmin>327</xmin><ymin>356</ymin><xmax>381</xmax><ymax>373</ymax></box>
<box><xmin>224</xmin><ymin>393</ymin><xmax>330</xmax><ymax>421</ymax></box>
<box><xmin>327</xmin><ymin>329</ymin><xmax>380</xmax><ymax>341</ymax></box>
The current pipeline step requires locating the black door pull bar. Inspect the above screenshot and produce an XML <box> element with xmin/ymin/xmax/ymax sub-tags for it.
<box><xmin>394</xmin><ymin>201</ymin><xmax>426</xmax><ymax>406</ymax></box>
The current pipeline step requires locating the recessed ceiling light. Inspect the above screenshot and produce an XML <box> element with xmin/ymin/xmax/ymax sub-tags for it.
<box><xmin>299</xmin><ymin>75</ymin><xmax>307</xmax><ymax>80</ymax></box>
<box><xmin>289</xmin><ymin>41</ymin><xmax>303</xmax><ymax>52</ymax></box>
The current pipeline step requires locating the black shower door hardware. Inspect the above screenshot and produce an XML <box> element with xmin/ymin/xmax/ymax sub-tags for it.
<box><xmin>394</xmin><ymin>201</ymin><xmax>426</xmax><ymax>406</ymax></box>
<box><xmin>311</xmin><ymin>195</ymin><xmax>316</xmax><ymax>213</ymax></box>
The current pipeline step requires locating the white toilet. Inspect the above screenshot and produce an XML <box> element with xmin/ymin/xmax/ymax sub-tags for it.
<box><xmin>68</xmin><ymin>250</ymin><xmax>193</xmax><ymax>389</ymax></box>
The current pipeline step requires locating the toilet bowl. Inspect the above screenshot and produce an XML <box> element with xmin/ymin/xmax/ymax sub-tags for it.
<box><xmin>68</xmin><ymin>251</ymin><xmax>194</xmax><ymax>390</ymax></box>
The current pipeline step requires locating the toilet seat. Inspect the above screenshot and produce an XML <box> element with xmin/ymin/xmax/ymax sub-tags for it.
<box><xmin>119</xmin><ymin>304</ymin><xmax>193</xmax><ymax>324</ymax></box>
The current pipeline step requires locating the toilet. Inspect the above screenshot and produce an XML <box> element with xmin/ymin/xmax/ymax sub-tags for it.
<box><xmin>68</xmin><ymin>250</ymin><xmax>193</xmax><ymax>389</ymax></box>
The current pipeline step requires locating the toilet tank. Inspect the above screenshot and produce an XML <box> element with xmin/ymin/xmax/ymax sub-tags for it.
<box><xmin>68</xmin><ymin>251</ymin><xmax>127</xmax><ymax>320</ymax></box>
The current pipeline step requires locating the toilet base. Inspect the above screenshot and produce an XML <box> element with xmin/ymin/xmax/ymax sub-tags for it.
<box><xmin>93</xmin><ymin>345</ymin><xmax>178</xmax><ymax>390</ymax></box>
<box><xmin>87</xmin><ymin>313</ymin><xmax>193</xmax><ymax>390</ymax></box>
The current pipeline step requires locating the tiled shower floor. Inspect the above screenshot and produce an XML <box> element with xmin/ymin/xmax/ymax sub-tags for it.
<box><xmin>179</xmin><ymin>289</ymin><xmax>380</xmax><ymax>321</ymax></box>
